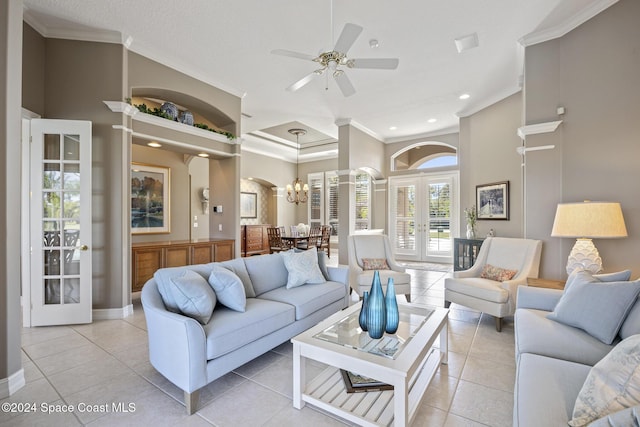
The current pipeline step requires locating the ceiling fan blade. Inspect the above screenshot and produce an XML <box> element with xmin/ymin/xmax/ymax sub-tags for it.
<box><xmin>333</xmin><ymin>72</ymin><xmax>356</xmax><ymax>97</ymax></box>
<box><xmin>286</xmin><ymin>71</ymin><xmax>321</xmax><ymax>92</ymax></box>
<box><xmin>333</xmin><ymin>23</ymin><xmax>363</xmax><ymax>54</ymax></box>
<box><xmin>271</xmin><ymin>49</ymin><xmax>316</xmax><ymax>62</ymax></box>
<box><xmin>349</xmin><ymin>58</ymin><xmax>399</xmax><ymax>69</ymax></box>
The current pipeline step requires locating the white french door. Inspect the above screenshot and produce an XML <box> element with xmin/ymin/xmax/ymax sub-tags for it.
<box><xmin>28</xmin><ymin>119</ymin><xmax>92</xmax><ymax>326</ymax></box>
<box><xmin>389</xmin><ymin>172</ymin><xmax>458</xmax><ymax>262</ymax></box>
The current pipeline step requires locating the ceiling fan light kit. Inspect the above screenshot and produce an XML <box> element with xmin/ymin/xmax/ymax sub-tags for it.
<box><xmin>272</xmin><ymin>23</ymin><xmax>399</xmax><ymax>97</ymax></box>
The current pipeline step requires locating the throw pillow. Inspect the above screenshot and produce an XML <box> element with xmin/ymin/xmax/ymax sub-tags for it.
<box><xmin>547</xmin><ymin>272</ymin><xmax>640</xmax><ymax>344</ymax></box>
<box><xmin>569</xmin><ymin>334</ymin><xmax>640</xmax><ymax>427</ymax></box>
<box><xmin>208</xmin><ymin>265</ymin><xmax>246</xmax><ymax>312</ymax></box>
<box><xmin>362</xmin><ymin>258</ymin><xmax>389</xmax><ymax>270</ymax></box>
<box><xmin>564</xmin><ymin>269</ymin><xmax>632</xmax><ymax>292</ymax></box>
<box><xmin>480</xmin><ymin>264</ymin><xmax>518</xmax><ymax>282</ymax></box>
<box><xmin>164</xmin><ymin>269</ymin><xmax>216</xmax><ymax>325</ymax></box>
<box><xmin>281</xmin><ymin>247</ymin><xmax>326</xmax><ymax>289</ymax></box>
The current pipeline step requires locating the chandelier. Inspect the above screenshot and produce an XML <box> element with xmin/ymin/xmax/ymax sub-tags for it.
<box><xmin>286</xmin><ymin>128</ymin><xmax>309</xmax><ymax>204</ymax></box>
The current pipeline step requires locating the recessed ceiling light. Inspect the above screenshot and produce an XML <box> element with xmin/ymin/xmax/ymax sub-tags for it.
<box><xmin>197</xmin><ymin>153</ymin><xmax>209</xmax><ymax>158</ymax></box>
<box><xmin>248</xmin><ymin>177</ymin><xmax>254</xmax><ymax>181</ymax></box>
<box><xmin>454</xmin><ymin>33</ymin><xmax>479</xmax><ymax>53</ymax></box>
<box><xmin>147</xmin><ymin>141</ymin><xmax>161</xmax><ymax>148</ymax></box>
<box><xmin>459</xmin><ymin>93</ymin><xmax>470</xmax><ymax>100</ymax></box>
<box><xmin>389</xmin><ymin>126</ymin><xmax>397</xmax><ymax>130</ymax></box>
<box><xmin>369</xmin><ymin>39</ymin><xmax>379</xmax><ymax>49</ymax></box>
<box><xmin>428</xmin><ymin>118</ymin><xmax>437</xmax><ymax>123</ymax></box>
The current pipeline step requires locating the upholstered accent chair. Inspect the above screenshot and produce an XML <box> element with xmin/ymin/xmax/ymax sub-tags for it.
<box><xmin>347</xmin><ymin>234</ymin><xmax>412</xmax><ymax>302</ymax></box>
<box><xmin>444</xmin><ymin>237</ymin><xmax>542</xmax><ymax>331</ymax></box>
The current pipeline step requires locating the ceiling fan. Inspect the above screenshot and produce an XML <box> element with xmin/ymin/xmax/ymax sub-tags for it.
<box><xmin>272</xmin><ymin>23</ymin><xmax>399</xmax><ymax>97</ymax></box>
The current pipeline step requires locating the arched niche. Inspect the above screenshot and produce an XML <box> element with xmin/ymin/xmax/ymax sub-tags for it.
<box><xmin>391</xmin><ymin>141</ymin><xmax>457</xmax><ymax>171</ymax></box>
<box><xmin>131</xmin><ymin>87</ymin><xmax>236</xmax><ymax>135</ymax></box>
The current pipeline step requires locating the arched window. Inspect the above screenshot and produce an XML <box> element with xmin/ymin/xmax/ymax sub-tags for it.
<box><xmin>417</xmin><ymin>153</ymin><xmax>458</xmax><ymax>169</ymax></box>
<box><xmin>391</xmin><ymin>142</ymin><xmax>457</xmax><ymax>171</ymax></box>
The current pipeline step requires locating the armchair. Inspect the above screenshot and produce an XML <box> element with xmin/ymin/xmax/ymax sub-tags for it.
<box><xmin>347</xmin><ymin>234</ymin><xmax>412</xmax><ymax>302</ymax></box>
<box><xmin>444</xmin><ymin>237</ymin><xmax>542</xmax><ymax>331</ymax></box>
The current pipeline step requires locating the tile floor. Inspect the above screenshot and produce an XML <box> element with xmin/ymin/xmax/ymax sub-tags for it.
<box><xmin>3</xmin><ymin>261</ymin><xmax>516</xmax><ymax>427</ymax></box>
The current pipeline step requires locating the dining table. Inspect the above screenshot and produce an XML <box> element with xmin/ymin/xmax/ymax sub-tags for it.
<box><xmin>281</xmin><ymin>235</ymin><xmax>310</xmax><ymax>249</ymax></box>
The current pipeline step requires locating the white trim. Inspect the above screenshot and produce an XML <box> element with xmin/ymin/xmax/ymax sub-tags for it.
<box><xmin>112</xmin><ymin>124</ymin><xmax>133</xmax><ymax>133</ymax></box>
<box><xmin>385</xmin><ymin>125</ymin><xmax>461</xmax><ymax>145</ymax></box>
<box><xmin>457</xmin><ymin>86</ymin><xmax>522</xmax><ymax>118</ymax></box>
<box><xmin>92</xmin><ymin>304</ymin><xmax>134</xmax><ymax>320</ymax></box>
<box><xmin>103</xmin><ymin>101</ymin><xmax>138</xmax><ymax>117</ymax></box>
<box><xmin>21</xmin><ymin>107</ymin><xmax>40</xmax><ymax>119</ymax></box>
<box><xmin>0</xmin><ymin>369</ymin><xmax>26</xmax><ymax>399</ymax></box>
<box><xmin>517</xmin><ymin>120</ymin><xmax>563</xmax><ymax>139</ymax></box>
<box><xmin>334</xmin><ymin>118</ymin><xmax>383</xmax><ymax>142</ymax></box>
<box><xmin>131</xmin><ymin>130</ymin><xmax>239</xmax><ymax>158</ymax></box>
<box><xmin>516</xmin><ymin>145</ymin><xmax>556</xmax><ymax>155</ymax></box>
<box><xmin>519</xmin><ymin>0</ymin><xmax>619</xmax><ymax>47</ymax></box>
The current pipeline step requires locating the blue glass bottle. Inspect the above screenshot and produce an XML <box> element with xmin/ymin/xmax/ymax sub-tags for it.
<box><xmin>366</xmin><ymin>271</ymin><xmax>386</xmax><ymax>339</ymax></box>
<box><xmin>384</xmin><ymin>278</ymin><xmax>399</xmax><ymax>334</ymax></box>
<box><xmin>359</xmin><ymin>291</ymin><xmax>369</xmax><ymax>331</ymax></box>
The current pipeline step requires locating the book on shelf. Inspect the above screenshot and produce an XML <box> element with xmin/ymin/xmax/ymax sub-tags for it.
<box><xmin>340</xmin><ymin>369</ymin><xmax>393</xmax><ymax>393</ymax></box>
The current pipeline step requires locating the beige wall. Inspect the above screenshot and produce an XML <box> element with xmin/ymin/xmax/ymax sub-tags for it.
<box><xmin>1</xmin><ymin>0</ymin><xmax>24</xmax><ymax>395</ymax></box>
<box><xmin>189</xmin><ymin>156</ymin><xmax>210</xmax><ymax>239</ymax></box>
<box><xmin>459</xmin><ymin>92</ymin><xmax>524</xmax><ymax>239</ymax></box>
<box><xmin>22</xmin><ymin>23</ymin><xmax>44</xmax><ymax>115</ymax></box>
<box><xmin>524</xmin><ymin>0</ymin><xmax>640</xmax><ymax>279</ymax></box>
<box><xmin>131</xmin><ymin>145</ymin><xmax>191</xmax><ymax>243</ymax></box>
<box><xmin>240</xmin><ymin>179</ymin><xmax>272</xmax><ymax>226</ymax></box>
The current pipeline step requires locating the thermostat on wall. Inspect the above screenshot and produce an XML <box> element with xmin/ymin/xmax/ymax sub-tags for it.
<box><xmin>213</xmin><ymin>205</ymin><xmax>223</xmax><ymax>213</ymax></box>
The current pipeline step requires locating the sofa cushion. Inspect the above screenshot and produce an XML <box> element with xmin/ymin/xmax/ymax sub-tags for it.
<box><xmin>159</xmin><ymin>269</ymin><xmax>217</xmax><ymax>325</ymax></box>
<box><xmin>587</xmin><ymin>406</ymin><xmax>640</xmax><ymax>427</ymax></box>
<box><xmin>444</xmin><ymin>277</ymin><xmax>509</xmax><ymax>304</ymax></box>
<box><xmin>244</xmin><ymin>252</ymin><xmax>289</xmax><ymax>296</ymax></box>
<box><xmin>569</xmin><ymin>334</ymin><xmax>640</xmax><ymax>427</ymax></box>
<box><xmin>514</xmin><ymin>353</ymin><xmax>591</xmax><ymax>427</ymax></box>
<box><xmin>620</xmin><ymin>298</ymin><xmax>640</xmax><ymax>340</ymax></box>
<box><xmin>547</xmin><ymin>272</ymin><xmax>640</xmax><ymax>344</ymax></box>
<box><xmin>208</xmin><ymin>265</ymin><xmax>246</xmax><ymax>312</ymax></box>
<box><xmin>480</xmin><ymin>264</ymin><xmax>518</xmax><ymax>282</ymax></box>
<box><xmin>281</xmin><ymin>247</ymin><xmax>326</xmax><ymax>289</ymax></box>
<box><xmin>259</xmin><ymin>280</ymin><xmax>346</xmax><ymax>320</ymax></box>
<box><xmin>215</xmin><ymin>257</ymin><xmax>256</xmax><ymax>298</ymax></box>
<box><xmin>203</xmin><ymin>298</ymin><xmax>294</xmax><ymax>359</ymax></box>
<box><xmin>515</xmin><ymin>308</ymin><xmax>615</xmax><ymax>366</ymax></box>
<box><xmin>154</xmin><ymin>264</ymin><xmax>215</xmax><ymax>313</ymax></box>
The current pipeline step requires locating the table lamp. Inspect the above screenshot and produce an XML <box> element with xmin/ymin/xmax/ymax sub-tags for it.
<box><xmin>551</xmin><ymin>201</ymin><xmax>627</xmax><ymax>275</ymax></box>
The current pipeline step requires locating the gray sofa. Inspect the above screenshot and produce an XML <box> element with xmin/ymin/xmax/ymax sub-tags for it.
<box><xmin>514</xmin><ymin>282</ymin><xmax>640</xmax><ymax>427</ymax></box>
<box><xmin>141</xmin><ymin>251</ymin><xmax>349</xmax><ymax>414</ymax></box>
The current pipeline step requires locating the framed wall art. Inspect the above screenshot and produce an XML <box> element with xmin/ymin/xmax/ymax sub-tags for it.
<box><xmin>131</xmin><ymin>163</ymin><xmax>171</xmax><ymax>234</ymax></box>
<box><xmin>240</xmin><ymin>192</ymin><xmax>257</xmax><ymax>218</ymax></box>
<box><xmin>476</xmin><ymin>181</ymin><xmax>509</xmax><ymax>220</ymax></box>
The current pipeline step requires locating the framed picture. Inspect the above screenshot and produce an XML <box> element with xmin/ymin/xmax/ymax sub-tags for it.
<box><xmin>476</xmin><ymin>181</ymin><xmax>509</xmax><ymax>220</ymax></box>
<box><xmin>240</xmin><ymin>192</ymin><xmax>257</xmax><ymax>218</ymax></box>
<box><xmin>131</xmin><ymin>163</ymin><xmax>171</xmax><ymax>234</ymax></box>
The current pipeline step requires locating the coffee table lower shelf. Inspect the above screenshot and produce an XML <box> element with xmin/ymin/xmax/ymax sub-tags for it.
<box><xmin>302</xmin><ymin>347</ymin><xmax>442</xmax><ymax>427</ymax></box>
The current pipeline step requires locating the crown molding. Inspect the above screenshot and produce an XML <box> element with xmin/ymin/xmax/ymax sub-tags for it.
<box><xmin>519</xmin><ymin>0</ymin><xmax>619</xmax><ymax>47</ymax></box>
<box><xmin>334</xmin><ymin>118</ymin><xmax>383</xmax><ymax>142</ymax></box>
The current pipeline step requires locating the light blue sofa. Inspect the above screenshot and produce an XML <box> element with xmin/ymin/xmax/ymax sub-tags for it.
<box><xmin>513</xmin><ymin>285</ymin><xmax>640</xmax><ymax>426</ymax></box>
<box><xmin>141</xmin><ymin>252</ymin><xmax>349</xmax><ymax>414</ymax></box>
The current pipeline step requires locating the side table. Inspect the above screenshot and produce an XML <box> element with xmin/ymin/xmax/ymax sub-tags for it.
<box><xmin>527</xmin><ymin>277</ymin><xmax>565</xmax><ymax>290</ymax></box>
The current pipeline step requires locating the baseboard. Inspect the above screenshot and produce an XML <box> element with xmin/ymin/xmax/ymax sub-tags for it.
<box><xmin>92</xmin><ymin>304</ymin><xmax>134</xmax><ymax>320</ymax></box>
<box><xmin>0</xmin><ymin>368</ymin><xmax>25</xmax><ymax>399</ymax></box>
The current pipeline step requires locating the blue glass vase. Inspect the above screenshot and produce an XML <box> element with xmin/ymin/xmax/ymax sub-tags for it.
<box><xmin>366</xmin><ymin>271</ymin><xmax>386</xmax><ymax>339</ymax></box>
<box><xmin>359</xmin><ymin>291</ymin><xmax>369</xmax><ymax>331</ymax></box>
<box><xmin>384</xmin><ymin>278</ymin><xmax>399</xmax><ymax>334</ymax></box>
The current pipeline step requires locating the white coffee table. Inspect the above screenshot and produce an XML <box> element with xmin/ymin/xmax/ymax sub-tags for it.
<box><xmin>292</xmin><ymin>302</ymin><xmax>448</xmax><ymax>427</ymax></box>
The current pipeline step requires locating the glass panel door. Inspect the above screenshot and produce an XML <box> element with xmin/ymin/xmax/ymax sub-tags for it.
<box><xmin>426</xmin><ymin>177</ymin><xmax>453</xmax><ymax>262</ymax></box>
<box><xmin>389</xmin><ymin>178</ymin><xmax>419</xmax><ymax>260</ymax></box>
<box><xmin>30</xmin><ymin>119</ymin><xmax>92</xmax><ymax>326</ymax></box>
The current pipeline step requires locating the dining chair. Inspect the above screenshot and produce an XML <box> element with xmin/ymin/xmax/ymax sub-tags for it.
<box><xmin>316</xmin><ymin>225</ymin><xmax>331</xmax><ymax>257</ymax></box>
<box><xmin>267</xmin><ymin>227</ymin><xmax>290</xmax><ymax>253</ymax></box>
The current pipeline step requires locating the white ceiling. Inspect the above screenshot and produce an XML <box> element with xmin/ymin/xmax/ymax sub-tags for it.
<box><xmin>23</xmin><ymin>0</ymin><xmax>617</xmax><ymax>161</ymax></box>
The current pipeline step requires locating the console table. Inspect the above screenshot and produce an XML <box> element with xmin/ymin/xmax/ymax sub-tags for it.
<box><xmin>131</xmin><ymin>238</ymin><xmax>234</xmax><ymax>292</ymax></box>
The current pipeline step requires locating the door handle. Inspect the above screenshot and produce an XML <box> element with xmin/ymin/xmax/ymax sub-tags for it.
<box><xmin>79</xmin><ymin>245</ymin><xmax>88</xmax><ymax>251</ymax></box>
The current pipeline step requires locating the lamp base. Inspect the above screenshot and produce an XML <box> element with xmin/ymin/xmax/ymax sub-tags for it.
<box><xmin>566</xmin><ymin>238</ymin><xmax>602</xmax><ymax>275</ymax></box>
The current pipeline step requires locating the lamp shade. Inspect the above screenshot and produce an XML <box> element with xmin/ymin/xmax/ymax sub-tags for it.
<box><xmin>551</xmin><ymin>201</ymin><xmax>627</xmax><ymax>238</ymax></box>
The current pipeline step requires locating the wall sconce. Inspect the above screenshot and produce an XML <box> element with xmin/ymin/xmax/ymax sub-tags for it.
<box><xmin>200</xmin><ymin>188</ymin><xmax>209</xmax><ymax>215</ymax></box>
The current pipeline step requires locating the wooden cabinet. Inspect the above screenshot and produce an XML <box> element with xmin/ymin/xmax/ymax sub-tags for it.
<box><xmin>453</xmin><ymin>238</ymin><xmax>484</xmax><ymax>271</ymax></box>
<box><xmin>241</xmin><ymin>224</ymin><xmax>271</xmax><ymax>257</ymax></box>
<box><xmin>131</xmin><ymin>238</ymin><xmax>235</xmax><ymax>292</ymax></box>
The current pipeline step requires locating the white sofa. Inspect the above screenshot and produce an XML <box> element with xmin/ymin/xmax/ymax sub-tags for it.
<box><xmin>141</xmin><ymin>251</ymin><xmax>349</xmax><ymax>414</ymax></box>
<box><xmin>513</xmin><ymin>274</ymin><xmax>640</xmax><ymax>427</ymax></box>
